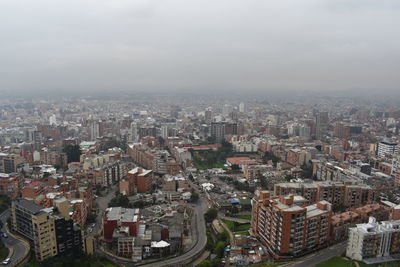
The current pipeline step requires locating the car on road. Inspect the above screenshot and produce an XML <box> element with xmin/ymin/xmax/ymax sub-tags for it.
<box><xmin>2</xmin><ymin>258</ymin><xmax>10</xmax><ymax>265</ymax></box>
<box><xmin>2</xmin><ymin>233</ymin><xmax>7</xmax><ymax>238</ymax></box>
<box><xmin>91</xmin><ymin>223</ymin><xmax>96</xmax><ymax>228</ymax></box>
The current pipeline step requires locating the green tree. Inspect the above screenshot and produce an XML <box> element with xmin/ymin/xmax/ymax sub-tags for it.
<box><xmin>108</xmin><ymin>193</ymin><xmax>130</xmax><ymax>208</ymax></box>
<box><xmin>216</xmin><ymin>230</ymin><xmax>229</xmax><ymax>242</ymax></box>
<box><xmin>213</xmin><ymin>241</ymin><xmax>226</xmax><ymax>258</ymax></box>
<box><xmin>204</xmin><ymin>208</ymin><xmax>218</xmax><ymax>223</ymax></box>
<box><xmin>86</xmin><ymin>212</ymin><xmax>97</xmax><ymax>224</ymax></box>
<box><xmin>263</xmin><ymin>151</ymin><xmax>280</xmax><ymax>165</ymax></box>
<box><xmin>190</xmin><ymin>192</ymin><xmax>199</xmax><ymax>203</ymax></box>
<box><xmin>101</xmin><ymin>138</ymin><xmax>127</xmax><ymax>152</ymax></box>
<box><xmin>63</xmin><ymin>145</ymin><xmax>81</xmax><ymax>163</ymax></box>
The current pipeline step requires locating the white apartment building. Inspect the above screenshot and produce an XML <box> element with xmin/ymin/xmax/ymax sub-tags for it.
<box><xmin>346</xmin><ymin>217</ymin><xmax>400</xmax><ymax>264</ymax></box>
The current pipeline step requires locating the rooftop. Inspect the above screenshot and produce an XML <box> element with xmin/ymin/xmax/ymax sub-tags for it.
<box><xmin>14</xmin><ymin>198</ymin><xmax>45</xmax><ymax>215</ymax></box>
<box><xmin>106</xmin><ymin>207</ymin><xmax>139</xmax><ymax>223</ymax></box>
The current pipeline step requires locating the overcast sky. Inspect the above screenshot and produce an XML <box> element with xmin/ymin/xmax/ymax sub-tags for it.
<box><xmin>1</xmin><ymin>0</ymin><xmax>399</xmax><ymax>94</ymax></box>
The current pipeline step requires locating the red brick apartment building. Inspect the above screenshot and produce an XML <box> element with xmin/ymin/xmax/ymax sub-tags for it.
<box><xmin>274</xmin><ymin>182</ymin><xmax>377</xmax><ymax>208</ymax></box>
<box><xmin>103</xmin><ymin>207</ymin><xmax>140</xmax><ymax>243</ymax></box>
<box><xmin>0</xmin><ymin>173</ymin><xmax>22</xmax><ymax>199</ymax></box>
<box><xmin>251</xmin><ymin>191</ymin><xmax>331</xmax><ymax>258</ymax></box>
<box><xmin>119</xmin><ymin>167</ymin><xmax>153</xmax><ymax>195</ymax></box>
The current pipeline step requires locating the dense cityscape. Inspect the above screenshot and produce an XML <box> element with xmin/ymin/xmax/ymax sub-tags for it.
<box><xmin>0</xmin><ymin>93</ymin><xmax>398</xmax><ymax>267</ymax></box>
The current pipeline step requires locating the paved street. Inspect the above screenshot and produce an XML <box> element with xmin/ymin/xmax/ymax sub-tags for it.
<box><xmin>92</xmin><ymin>179</ymin><xmax>209</xmax><ymax>267</ymax></box>
<box><xmin>140</xmin><ymin>195</ymin><xmax>208</xmax><ymax>267</ymax></box>
<box><xmin>0</xmin><ymin>210</ymin><xmax>29</xmax><ymax>266</ymax></box>
<box><xmin>89</xmin><ymin>185</ymin><xmax>117</xmax><ymax>237</ymax></box>
<box><xmin>286</xmin><ymin>242</ymin><xmax>347</xmax><ymax>267</ymax></box>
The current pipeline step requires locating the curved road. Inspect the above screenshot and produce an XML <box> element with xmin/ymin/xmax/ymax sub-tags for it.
<box><xmin>140</xmin><ymin>196</ymin><xmax>208</xmax><ymax>267</ymax></box>
<box><xmin>0</xmin><ymin>210</ymin><xmax>30</xmax><ymax>266</ymax></box>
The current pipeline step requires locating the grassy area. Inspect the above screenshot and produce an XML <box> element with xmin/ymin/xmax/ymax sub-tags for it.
<box><xmin>0</xmin><ymin>247</ymin><xmax>8</xmax><ymax>261</ymax></box>
<box><xmin>233</xmin><ymin>231</ymin><xmax>250</xmax><ymax>236</ymax></box>
<box><xmin>191</xmin><ymin>142</ymin><xmax>233</xmax><ymax>170</ymax></box>
<box><xmin>222</xmin><ymin>219</ymin><xmax>251</xmax><ymax>233</ymax></box>
<box><xmin>192</xmin><ymin>151</ymin><xmax>226</xmax><ymax>170</ymax></box>
<box><xmin>316</xmin><ymin>256</ymin><xmax>400</xmax><ymax>267</ymax></box>
<box><xmin>232</xmin><ymin>214</ymin><xmax>252</xmax><ymax>220</ymax></box>
<box><xmin>316</xmin><ymin>257</ymin><xmax>356</xmax><ymax>267</ymax></box>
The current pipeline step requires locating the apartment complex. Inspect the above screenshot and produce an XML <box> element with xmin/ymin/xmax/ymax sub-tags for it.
<box><xmin>119</xmin><ymin>167</ymin><xmax>153</xmax><ymax>195</ymax></box>
<box><xmin>0</xmin><ymin>173</ymin><xmax>22</xmax><ymax>199</ymax></box>
<box><xmin>11</xmin><ymin>198</ymin><xmax>82</xmax><ymax>261</ymax></box>
<box><xmin>274</xmin><ymin>182</ymin><xmax>377</xmax><ymax>208</ymax></box>
<box><xmin>251</xmin><ymin>191</ymin><xmax>331</xmax><ymax>258</ymax></box>
<box><xmin>103</xmin><ymin>207</ymin><xmax>140</xmax><ymax>244</ymax></box>
<box><xmin>377</xmin><ymin>141</ymin><xmax>399</xmax><ymax>158</ymax></box>
<box><xmin>127</xmin><ymin>143</ymin><xmax>180</xmax><ymax>175</ymax></box>
<box><xmin>346</xmin><ymin>217</ymin><xmax>400</xmax><ymax>264</ymax></box>
<box><xmin>0</xmin><ymin>153</ymin><xmax>23</xmax><ymax>173</ymax></box>
<box><xmin>330</xmin><ymin>204</ymin><xmax>390</xmax><ymax>243</ymax></box>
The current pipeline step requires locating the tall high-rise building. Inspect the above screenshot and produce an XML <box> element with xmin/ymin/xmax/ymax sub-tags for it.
<box><xmin>11</xmin><ymin>198</ymin><xmax>82</xmax><ymax>261</ymax></box>
<box><xmin>205</xmin><ymin>108</ymin><xmax>212</xmax><ymax>122</ymax></box>
<box><xmin>130</xmin><ymin>122</ymin><xmax>139</xmax><ymax>142</ymax></box>
<box><xmin>315</xmin><ymin>112</ymin><xmax>329</xmax><ymax>140</ymax></box>
<box><xmin>210</xmin><ymin>122</ymin><xmax>225</xmax><ymax>143</ymax></box>
<box><xmin>299</xmin><ymin>125</ymin><xmax>311</xmax><ymax>140</ymax></box>
<box><xmin>89</xmin><ymin>121</ymin><xmax>100</xmax><ymax>140</ymax></box>
<box><xmin>239</xmin><ymin>102</ymin><xmax>245</xmax><ymax>113</ymax></box>
<box><xmin>161</xmin><ymin>125</ymin><xmax>169</xmax><ymax>139</ymax></box>
<box><xmin>333</xmin><ymin>122</ymin><xmax>350</xmax><ymax>138</ymax></box>
<box><xmin>49</xmin><ymin>114</ymin><xmax>57</xmax><ymax>125</ymax></box>
<box><xmin>222</xmin><ymin>104</ymin><xmax>231</xmax><ymax>117</ymax></box>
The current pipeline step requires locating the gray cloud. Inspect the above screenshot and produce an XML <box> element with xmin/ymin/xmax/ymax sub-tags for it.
<box><xmin>0</xmin><ymin>0</ymin><xmax>399</xmax><ymax>93</ymax></box>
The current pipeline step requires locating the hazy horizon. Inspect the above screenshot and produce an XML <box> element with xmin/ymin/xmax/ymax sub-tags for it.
<box><xmin>1</xmin><ymin>0</ymin><xmax>400</xmax><ymax>94</ymax></box>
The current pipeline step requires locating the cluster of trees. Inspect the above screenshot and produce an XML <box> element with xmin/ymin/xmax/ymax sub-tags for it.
<box><xmin>100</xmin><ymin>139</ymin><xmax>127</xmax><ymax>152</ymax></box>
<box><xmin>259</xmin><ymin>175</ymin><xmax>269</xmax><ymax>190</ymax></box>
<box><xmin>263</xmin><ymin>151</ymin><xmax>281</xmax><ymax>165</ymax></box>
<box><xmin>86</xmin><ymin>212</ymin><xmax>97</xmax><ymax>224</ymax></box>
<box><xmin>108</xmin><ymin>192</ymin><xmax>154</xmax><ymax>209</ymax></box>
<box><xmin>108</xmin><ymin>193</ymin><xmax>130</xmax><ymax>208</ymax></box>
<box><xmin>190</xmin><ymin>141</ymin><xmax>233</xmax><ymax>169</ymax></box>
<box><xmin>200</xmin><ymin>229</ymin><xmax>229</xmax><ymax>267</ymax></box>
<box><xmin>190</xmin><ymin>191</ymin><xmax>199</xmax><ymax>203</ymax></box>
<box><xmin>204</xmin><ymin>208</ymin><xmax>218</xmax><ymax>223</ymax></box>
<box><xmin>34</xmin><ymin>253</ymin><xmax>117</xmax><ymax>267</ymax></box>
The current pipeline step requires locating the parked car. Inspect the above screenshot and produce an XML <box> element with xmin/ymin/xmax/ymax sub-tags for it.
<box><xmin>2</xmin><ymin>258</ymin><xmax>10</xmax><ymax>265</ymax></box>
<box><xmin>2</xmin><ymin>233</ymin><xmax>7</xmax><ymax>238</ymax></box>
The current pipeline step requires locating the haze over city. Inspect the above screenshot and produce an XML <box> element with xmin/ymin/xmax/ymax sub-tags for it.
<box><xmin>1</xmin><ymin>0</ymin><xmax>400</xmax><ymax>95</ymax></box>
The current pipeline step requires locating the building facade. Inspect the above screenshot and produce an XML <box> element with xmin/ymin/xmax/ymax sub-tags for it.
<box><xmin>346</xmin><ymin>217</ymin><xmax>400</xmax><ymax>264</ymax></box>
<box><xmin>11</xmin><ymin>198</ymin><xmax>83</xmax><ymax>261</ymax></box>
<box><xmin>251</xmin><ymin>191</ymin><xmax>331</xmax><ymax>258</ymax></box>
